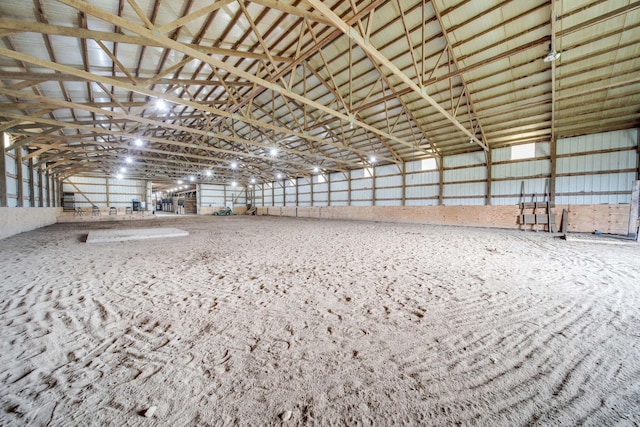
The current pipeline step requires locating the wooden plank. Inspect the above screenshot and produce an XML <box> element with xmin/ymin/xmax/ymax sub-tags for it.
<box><xmin>0</xmin><ymin>132</ymin><xmax>6</xmax><ymax>207</ymax></box>
<box><xmin>628</xmin><ymin>180</ymin><xmax>639</xmax><ymax>239</ymax></box>
<box><xmin>561</xmin><ymin>209</ymin><xmax>569</xmax><ymax>235</ymax></box>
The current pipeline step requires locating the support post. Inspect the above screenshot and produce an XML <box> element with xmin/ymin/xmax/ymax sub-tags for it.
<box><xmin>16</xmin><ymin>147</ymin><xmax>23</xmax><ymax>207</ymax></box>
<box><xmin>371</xmin><ymin>166</ymin><xmax>376</xmax><ymax>206</ymax></box>
<box><xmin>310</xmin><ymin>176</ymin><xmax>314</xmax><ymax>207</ymax></box>
<box><xmin>106</xmin><ymin>177</ymin><xmax>110</xmax><ymax>207</ymax></box>
<box><xmin>629</xmin><ymin>180</ymin><xmax>640</xmax><ymax>240</ymax></box>
<box><xmin>438</xmin><ymin>156</ymin><xmax>444</xmax><ymax>206</ymax></box>
<box><xmin>28</xmin><ymin>157</ymin><xmax>35</xmax><ymax>207</ymax></box>
<box><xmin>46</xmin><ymin>170</ymin><xmax>51</xmax><ymax>207</ymax></box>
<box><xmin>401</xmin><ymin>162</ymin><xmax>406</xmax><ymax>206</ymax></box>
<box><xmin>0</xmin><ymin>132</ymin><xmax>7</xmax><ymax>207</ymax></box>
<box><xmin>38</xmin><ymin>164</ymin><xmax>44</xmax><ymax>207</ymax></box>
<box><xmin>347</xmin><ymin>170</ymin><xmax>352</xmax><ymax>206</ymax></box>
<box><xmin>327</xmin><ymin>173</ymin><xmax>331</xmax><ymax>206</ymax></box>
<box><xmin>550</xmin><ymin>136</ymin><xmax>557</xmax><ymax>205</ymax></box>
<box><xmin>486</xmin><ymin>149</ymin><xmax>492</xmax><ymax>205</ymax></box>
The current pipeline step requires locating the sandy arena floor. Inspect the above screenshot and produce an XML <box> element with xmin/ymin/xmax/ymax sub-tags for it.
<box><xmin>0</xmin><ymin>215</ymin><xmax>639</xmax><ymax>426</ymax></box>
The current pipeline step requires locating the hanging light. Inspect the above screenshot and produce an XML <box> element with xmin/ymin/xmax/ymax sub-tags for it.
<box><xmin>543</xmin><ymin>44</ymin><xmax>560</xmax><ymax>62</ymax></box>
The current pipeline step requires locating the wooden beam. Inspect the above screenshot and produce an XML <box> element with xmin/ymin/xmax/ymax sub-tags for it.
<box><xmin>38</xmin><ymin>165</ymin><xmax>44</xmax><ymax>207</ymax></box>
<box><xmin>485</xmin><ymin>149</ymin><xmax>492</xmax><ymax>205</ymax></box>
<box><xmin>307</xmin><ymin>0</ymin><xmax>486</xmax><ymax>150</ymax></box>
<box><xmin>51</xmin><ymin>0</ymin><xmax>412</xmax><ymax>157</ymax></box>
<box><xmin>628</xmin><ymin>180</ymin><xmax>639</xmax><ymax>239</ymax></box>
<box><xmin>28</xmin><ymin>157</ymin><xmax>35</xmax><ymax>207</ymax></box>
<box><xmin>16</xmin><ymin>147</ymin><xmax>23</xmax><ymax>207</ymax></box>
<box><xmin>0</xmin><ymin>17</ymin><xmax>292</xmax><ymax>63</ymax></box>
<box><xmin>438</xmin><ymin>156</ymin><xmax>444</xmax><ymax>206</ymax></box>
<box><xmin>0</xmin><ymin>53</ymin><xmax>376</xmax><ymax>169</ymax></box>
<box><xmin>155</xmin><ymin>0</ymin><xmax>234</xmax><ymax>34</ymax></box>
<box><xmin>46</xmin><ymin>170</ymin><xmax>51</xmax><ymax>207</ymax></box>
<box><xmin>0</xmin><ymin>133</ymin><xmax>7</xmax><ymax>206</ymax></box>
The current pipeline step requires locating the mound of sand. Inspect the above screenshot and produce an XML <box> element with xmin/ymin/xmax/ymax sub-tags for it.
<box><xmin>0</xmin><ymin>216</ymin><xmax>638</xmax><ymax>425</ymax></box>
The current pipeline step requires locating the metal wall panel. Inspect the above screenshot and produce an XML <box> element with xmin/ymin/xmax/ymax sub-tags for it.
<box><xmin>376</xmin><ymin>187</ymin><xmax>402</xmax><ymax>201</ymax></box>
<box><xmin>376</xmin><ymin>164</ymin><xmax>400</xmax><ymax>176</ymax></box>
<box><xmin>557</xmin><ymin>129</ymin><xmax>636</xmax><ymax>155</ymax></box>
<box><xmin>444</xmin><ymin>151</ymin><xmax>485</xmax><ymax>168</ymax></box>
<box><xmin>330</xmin><ymin>180</ymin><xmax>349</xmax><ymax>191</ymax></box>
<box><xmin>350</xmin><ymin>168</ymin><xmax>365</xmax><ymax>179</ymax></box>
<box><xmin>298</xmin><ymin>193</ymin><xmax>311</xmax><ymax>203</ymax></box>
<box><xmin>406</xmin><ymin>185</ymin><xmax>439</xmax><ymax>199</ymax></box>
<box><xmin>443</xmin><ymin>182</ymin><xmax>486</xmax><ymax>198</ymax></box>
<box><xmin>492</xmin><ymin>142</ymin><xmax>550</xmax><ymax>162</ymax></box>
<box><xmin>5</xmin><ymin>153</ymin><xmax>16</xmax><ymax>174</ymax></box>
<box><xmin>376</xmin><ymin>175</ymin><xmax>402</xmax><ymax>188</ymax></box>
<box><xmin>331</xmin><ymin>191</ymin><xmax>348</xmax><ymax>201</ymax></box>
<box><xmin>351</xmin><ymin>189</ymin><xmax>373</xmax><ymax>201</ymax></box>
<box><xmin>351</xmin><ymin>178</ymin><xmax>372</xmax><ymax>190</ymax></box>
<box><xmin>557</xmin><ymin>151</ymin><xmax>636</xmax><ymax>174</ymax></box>
<box><xmin>444</xmin><ymin>197</ymin><xmax>485</xmax><ymax>206</ymax></box>
<box><xmin>376</xmin><ymin>199</ymin><xmax>401</xmax><ymax>206</ymax></box>
<box><xmin>352</xmin><ymin>199</ymin><xmax>373</xmax><ymax>206</ymax></box>
<box><xmin>313</xmin><ymin>183</ymin><xmax>328</xmax><ymax>193</ymax></box>
<box><xmin>406</xmin><ymin>171</ymin><xmax>439</xmax><ymax>186</ymax></box>
<box><xmin>444</xmin><ymin>166</ymin><xmax>487</xmax><ymax>182</ymax></box>
<box><xmin>492</xmin><ymin>159</ymin><xmax>550</xmax><ymax>179</ymax></box>
<box><xmin>406</xmin><ymin>199</ymin><xmax>438</xmax><ymax>206</ymax></box>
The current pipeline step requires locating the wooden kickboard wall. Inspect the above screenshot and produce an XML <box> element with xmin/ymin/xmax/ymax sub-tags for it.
<box><xmin>256</xmin><ymin>204</ymin><xmax>631</xmax><ymax>235</ymax></box>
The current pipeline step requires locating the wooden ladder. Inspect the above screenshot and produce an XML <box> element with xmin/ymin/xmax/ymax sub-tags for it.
<box><xmin>519</xmin><ymin>201</ymin><xmax>556</xmax><ymax>232</ymax></box>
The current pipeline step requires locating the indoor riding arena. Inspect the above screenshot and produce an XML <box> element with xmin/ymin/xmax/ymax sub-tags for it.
<box><xmin>0</xmin><ymin>0</ymin><xmax>639</xmax><ymax>425</ymax></box>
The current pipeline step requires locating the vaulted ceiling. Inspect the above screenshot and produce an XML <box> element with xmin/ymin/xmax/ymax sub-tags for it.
<box><xmin>0</xmin><ymin>0</ymin><xmax>638</xmax><ymax>184</ymax></box>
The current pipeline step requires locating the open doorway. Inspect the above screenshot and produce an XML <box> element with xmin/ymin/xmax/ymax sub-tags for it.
<box><xmin>152</xmin><ymin>182</ymin><xmax>198</xmax><ymax>214</ymax></box>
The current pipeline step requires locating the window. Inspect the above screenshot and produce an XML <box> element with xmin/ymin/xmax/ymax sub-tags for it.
<box><xmin>316</xmin><ymin>174</ymin><xmax>326</xmax><ymax>183</ymax></box>
<box><xmin>511</xmin><ymin>143</ymin><xmax>536</xmax><ymax>160</ymax></box>
<box><xmin>421</xmin><ymin>158</ymin><xmax>437</xmax><ymax>171</ymax></box>
<box><xmin>363</xmin><ymin>167</ymin><xmax>373</xmax><ymax>178</ymax></box>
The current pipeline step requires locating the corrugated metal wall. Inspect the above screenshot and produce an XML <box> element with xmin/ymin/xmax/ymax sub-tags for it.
<box><xmin>4</xmin><ymin>130</ymin><xmax>633</xmax><ymax>211</ymax></box>
<box><xmin>443</xmin><ymin>152</ymin><xmax>487</xmax><ymax>206</ymax></box>
<box><xmin>556</xmin><ymin>129</ymin><xmax>637</xmax><ymax>204</ymax></box>
<box><xmin>200</xmin><ymin>183</ymin><xmax>226</xmax><ymax>208</ymax></box>
<box><xmin>63</xmin><ymin>176</ymin><xmax>146</xmax><ymax>209</ymax></box>
<box><xmin>249</xmin><ymin>129</ymin><xmax>637</xmax><ymax>208</ymax></box>
<box><xmin>492</xmin><ymin>142</ymin><xmax>551</xmax><ymax>205</ymax></box>
<box><xmin>5</xmin><ymin>149</ymin><xmax>18</xmax><ymax>207</ymax></box>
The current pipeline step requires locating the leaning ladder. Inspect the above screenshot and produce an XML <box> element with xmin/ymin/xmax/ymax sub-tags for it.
<box><xmin>518</xmin><ymin>201</ymin><xmax>556</xmax><ymax>232</ymax></box>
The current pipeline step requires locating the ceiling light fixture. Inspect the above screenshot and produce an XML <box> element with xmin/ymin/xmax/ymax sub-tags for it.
<box><xmin>205</xmin><ymin>170</ymin><xmax>212</xmax><ymax>177</ymax></box>
<box><xmin>270</xmin><ymin>147</ymin><xmax>278</xmax><ymax>156</ymax></box>
<box><xmin>230</xmin><ymin>162</ymin><xmax>237</xmax><ymax>169</ymax></box>
<box><xmin>155</xmin><ymin>99</ymin><xmax>167</xmax><ymax>110</ymax></box>
<box><xmin>134</xmin><ymin>138</ymin><xmax>143</xmax><ymax>147</ymax></box>
<box><xmin>369</xmin><ymin>155</ymin><xmax>377</xmax><ymax>164</ymax></box>
<box><xmin>120</xmin><ymin>167</ymin><xmax>127</xmax><ymax>173</ymax></box>
<box><xmin>313</xmin><ymin>166</ymin><xmax>320</xmax><ymax>173</ymax></box>
<box><xmin>125</xmin><ymin>156</ymin><xmax>133</xmax><ymax>164</ymax></box>
<box><xmin>543</xmin><ymin>44</ymin><xmax>560</xmax><ymax>62</ymax></box>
